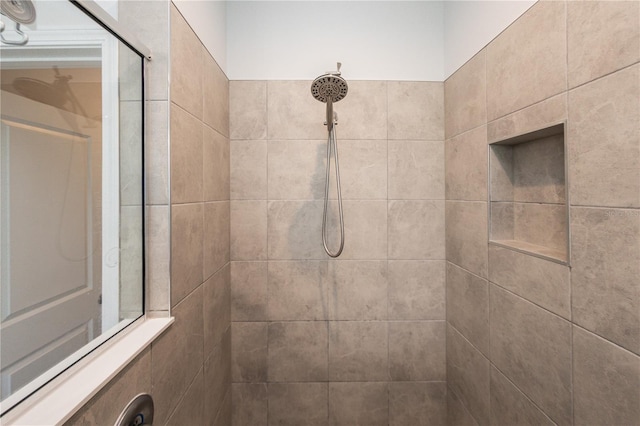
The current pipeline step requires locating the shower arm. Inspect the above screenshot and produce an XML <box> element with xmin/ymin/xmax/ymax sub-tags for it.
<box><xmin>0</xmin><ymin>21</ymin><xmax>29</xmax><ymax>46</ymax></box>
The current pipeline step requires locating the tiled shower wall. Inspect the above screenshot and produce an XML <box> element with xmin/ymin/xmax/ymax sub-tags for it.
<box><xmin>66</xmin><ymin>3</ymin><xmax>232</xmax><ymax>425</ymax></box>
<box><xmin>229</xmin><ymin>80</ymin><xmax>446</xmax><ymax>425</ymax></box>
<box><xmin>444</xmin><ymin>1</ymin><xmax>639</xmax><ymax>425</ymax></box>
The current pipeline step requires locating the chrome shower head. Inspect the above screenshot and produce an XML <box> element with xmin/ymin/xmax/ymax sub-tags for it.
<box><xmin>1</xmin><ymin>0</ymin><xmax>36</xmax><ymax>24</ymax></box>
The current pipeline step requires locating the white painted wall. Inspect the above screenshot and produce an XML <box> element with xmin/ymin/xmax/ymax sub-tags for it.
<box><xmin>443</xmin><ymin>0</ymin><xmax>536</xmax><ymax>78</ymax></box>
<box><xmin>173</xmin><ymin>0</ymin><xmax>228</xmax><ymax>73</ymax></box>
<box><xmin>226</xmin><ymin>1</ymin><xmax>444</xmax><ymax>81</ymax></box>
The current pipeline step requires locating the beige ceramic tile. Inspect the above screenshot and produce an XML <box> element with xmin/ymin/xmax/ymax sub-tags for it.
<box><xmin>388</xmin><ymin>200</ymin><xmax>445</xmax><ymax>260</ymax></box>
<box><xmin>328</xmin><ymin>321</ymin><xmax>388</xmax><ymax>381</ymax></box>
<box><xmin>445</xmin><ymin>126</ymin><xmax>487</xmax><ymax>201</ymax></box>
<box><xmin>268</xmin><ymin>261</ymin><xmax>328</xmax><ymax>320</ymax></box>
<box><xmin>335</xmin><ymin>81</ymin><xmax>387</xmax><ymax>140</ymax></box>
<box><xmin>490</xmin><ymin>366</ymin><xmax>554</xmax><ymax>426</ymax></box>
<box><xmin>513</xmin><ymin>202</ymin><xmax>567</xmax><ymax>254</ymax></box>
<box><xmin>166</xmin><ymin>369</ymin><xmax>204</xmax><ymax>426</ymax></box>
<box><xmin>490</xmin><ymin>285</ymin><xmax>572</xmax><ymax>425</ymax></box>
<box><xmin>268</xmin><ymin>322</ymin><xmax>328</xmax><ymax>382</ymax></box>
<box><xmin>232</xmin><ymin>383</ymin><xmax>268</xmax><ymax>426</ymax></box>
<box><xmin>489</xmin><ymin>145</ymin><xmax>513</xmax><ymax>202</ymax></box>
<box><xmin>573</xmin><ymin>326</ymin><xmax>640</xmax><ymax>425</ymax></box>
<box><xmin>447</xmin><ymin>386</ymin><xmax>479</xmax><ymax>426</ymax></box>
<box><xmin>146</xmin><ymin>205</ymin><xmax>170</xmax><ymax>312</ymax></box>
<box><xmin>335</xmin><ymin>140</ymin><xmax>387</xmax><ymax>200</ymax></box>
<box><xmin>489</xmin><ymin>202</ymin><xmax>514</xmax><ymax>241</ymax></box>
<box><xmin>268</xmin><ymin>140</ymin><xmax>326</xmax><ymax>200</ymax></box>
<box><xmin>151</xmin><ymin>287</ymin><xmax>204</xmax><ymax>424</ymax></box>
<box><xmin>230</xmin><ymin>81</ymin><xmax>267</xmax><ymax>140</ymax></box>
<box><xmin>231</xmin><ymin>201</ymin><xmax>267</xmax><ymax>260</ymax></box>
<box><xmin>231</xmin><ymin>322</ymin><xmax>268</xmax><ymax>383</ymax></box>
<box><xmin>486</xmin><ymin>1</ymin><xmax>566</xmax><ymax>120</ymax></box>
<box><xmin>389</xmin><ymin>321</ymin><xmax>446</xmax><ymax>381</ymax></box>
<box><xmin>445</xmin><ymin>201</ymin><xmax>488</xmax><ymax>277</ymax></box>
<box><xmin>389</xmin><ymin>140</ymin><xmax>445</xmax><ymax>200</ymax></box>
<box><xmin>145</xmin><ymin>101</ymin><xmax>169</xmax><ymax>205</ymax></box>
<box><xmin>571</xmin><ymin>207</ymin><xmax>640</xmax><ymax>354</ymax></box>
<box><xmin>203</xmin><ymin>52</ymin><xmax>229</xmax><ymax>137</ymax></box>
<box><xmin>337</xmin><ymin>200</ymin><xmax>388</xmax><ymax>260</ymax></box>
<box><xmin>445</xmin><ymin>50</ymin><xmax>487</xmax><ymax>139</ymax></box>
<box><xmin>267</xmin><ymin>81</ymin><xmax>327</xmax><ymax>140</ymax></box>
<box><xmin>203</xmin><ymin>201</ymin><xmax>229</xmax><ymax>280</ymax></box>
<box><xmin>203</xmin><ymin>126</ymin><xmax>230</xmax><ymax>202</ymax></box>
<box><xmin>388</xmin><ymin>260</ymin><xmax>445</xmax><ymax>320</ymax></box>
<box><xmin>389</xmin><ymin>382</ymin><xmax>446</xmax><ymax>426</ymax></box>
<box><xmin>213</xmin><ymin>388</ymin><xmax>231</xmax><ymax>426</ymax></box>
<box><xmin>329</xmin><ymin>382</ymin><xmax>389</xmax><ymax>426</ymax></box>
<box><xmin>267</xmin><ymin>200</ymin><xmax>325</xmax><ymax>260</ymax></box>
<box><xmin>568</xmin><ymin>0</ymin><xmax>640</xmax><ymax>88</ymax></box>
<box><xmin>268</xmin><ymin>383</ymin><xmax>328</xmax><ymax>426</ymax></box>
<box><xmin>513</xmin><ymin>134</ymin><xmax>565</xmax><ymax>204</ymax></box>
<box><xmin>170</xmin><ymin>5</ymin><xmax>203</xmax><ymax>119</ymax></box>
<box><xmin>326</xmin><ymin>260</ymin><xmax>387</xmax><ymax>320</ymax></box>
<box><xmin>489</xmin><ymin>245</ymin><xmax>570</xmax><ymax>319</ymax></box>
<box><xmin>170</xmin><ymin>104</ymin><xmax>203</xmax><ymax>204</ymax></box>
<box><xmin>170</xmin><ymin>203</ymin><xmax>203</xmax><ymax>306</ymax></box>
<box><xmin>203</xmin><ymin>264</ymin><xmax>230</xmax><ymax>356</ymax></box>
<box><xmin>446</xmin><ymin>263</ymin><xmax>489</xmax><ymax>356</ymax></box>
<box><xmin>568</xmin><ymin>64</ymin><xmax>640</xmax><ymax>208</ymax></box>
<box><xmin>487</xmin><ymin>94</ymin><xmax>567</xmax><ymax>144</ymax></box>
<box><xmin>230</xmin><ymin>140</ymin><xmax>267</xmax><ymax>200</ymax></box>
<box><xmin>119</xmin><ymin>101</ymin><xmax>143</xmax><ymax>207</ymax></box>
<box><xmin>204</xmin><ymin>328</ymin><xmax>231</xmax><ymax>426</ymax></box>
<box><xmin>446</xmin><ymin>325</ymin><xmax>490</xmax><ymax>426</ymax></box>
<box><xmin>388</xmin><ymin>81</ymin><xmax>444</xmax><ymax>140</ymax></box>
<box><xmin>230</xmin><ymin>261</ymin><xmax>268</xmax><ymax>321</ymax></box>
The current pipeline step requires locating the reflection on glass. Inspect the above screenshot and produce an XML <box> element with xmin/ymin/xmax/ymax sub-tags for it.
<box><xmin>0</xmin><ymin>0</ymin><xmax>143</xmax><ymax>413</ymax></box>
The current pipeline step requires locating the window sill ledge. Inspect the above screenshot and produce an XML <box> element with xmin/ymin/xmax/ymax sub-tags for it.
<box><xmin>2</xmin><ymin>316</ymin><xmax>174</xmax><ymax>426</ymax></box>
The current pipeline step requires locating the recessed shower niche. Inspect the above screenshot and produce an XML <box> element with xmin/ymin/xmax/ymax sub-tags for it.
<box><xmin>489</xmin><ymin>123</ymin><xmax>569</xmax><ymax>264</ymax></box>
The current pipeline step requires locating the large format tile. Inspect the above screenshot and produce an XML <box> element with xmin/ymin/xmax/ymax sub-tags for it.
<box><xmin>388</xmin><ymin>260</ymin><xmax>445</xmax><ymax>320</ymax></box>
<box><xmin>445</xmin><ymin>126</ymin><xmax>487</xmax><ymax>201</ymax></box>
<box><xmin>489</xmin><ymin>245</ymin><xmax>570</xmax><ymax>319</ymax></box>
<box><xmin>268</xmin><ymin>261</ymin><xmax>328</xmax><ymax>320</ymax></box>
<box><xmin>170</xmin><ymin>5</ymin><xmax>203</xmax><ymax>119</ymax></box>
<box><xmin>166</xmin><ymin>369</ymin><xmax>204</xmax><ymax>426</ymax></box>
<box><xmin>203</xmin><ymin>52</ymin><xmax>229</xmax><ymax>137</ymax></box>
<box><xmin>490</xmin><ymin>366</ymin><xmax>554</xmax><ymax>426</ymax></box>
<box><xmin>213</xmin><ymin>388</ymin><xmax>231</xmax><ymax>426</ymax></box>
<box><xmin>447</xmin><ymin>387</ymin><xmax>479</xmax><ymax>426</ymax></box>
<box><xmin>267</xmin><ymin>200</ymin><xmax>325</xmax><ymax>260</ymax></box>
<box><xmin>231</xmin><ymin>140</ymin><xmax>267</xmax><ymax>200</ymax></box>
<box><xmin>232</xmin><ymin>383</ymin><xmax>268</xmax><ymax>426</ymax></box>
<box><xmin>147</xmin><ymin>205</ymin><xmax>170</xmax><ymax>312</ymax></box>
<box><xmin>445</xmin><ymin>50</ymin><xmax>486</xmax><ymax>139</ymax></box>
<box><xmin>268</xmin><ymin>322</ymin><xmax>328</xmax><ymax>382</ymax></box>
<box><xmin>445</xmin><ymin>201</ymin><xmax>488</xmax><ymax>277</ymax></box>
<box><xmin>203</xmin><ymin>201</ymin><xmax>229</xmax><ymax>280</ymax></box>
<box><xmin>204</xmin><ymin>264</ymin><xmax>230</xmax><ymax>356</ymax></box>
<box><xmin>571</xmin><ymin>207</ymin><xmax>640</xmax><ymax>354</ymax></box>
<box><xmin>446</xmin><ymin>263</ymin><xmax>489</xmax><ymax>356</ymax></box>
<box><xmin>388</xmin><ymin>140</ymin><xmax>445</xmax><ymax>200</ymax></box>
<box><xmin>268</xmin><ymin>140</ymin><xmax>326</xmax><ymax>200</ymax></box>
<box><xmin>230</xmin><ymin>81</ymin><xmax>267</xmax><ymax>140</ymax></box>
<box><xmin>513</xmin><ymin>202</ymin><xmax>567</xmax><ymax>254</ymax></box>
<box><xmin>203</xmin><ymin>126</ymin><xmax>229</xmax><ymax>202</ymax></box>
<box><xmin>568</xmin><ymin>64</ymin><xmax>640</xmax><ymax>208</ymax></box>
<box><xmin>389</xmin><ymin>321</ymin><xmax>445</xmax><ymax>381</ymax></box>
<box><xmin>336</xmin><ymin>81</ymin><xmax>387</xmax><ymax>140</ymax></box>
<box><xmin>231</xmin><ymin>322</ymin><xmax>268</xmax><ymax>383</ymax></box>
<box><xmin>326</xmin><ymin>260</ymin><xmax>387</xmax><ymax>320</ymax></box>
<box><xmin>231</xmin><ymin>261</ymin><xmax>268</xmax><ymax>321</ymax></box>
<box><xmin>338</xmin><ymin>200</ymin><xmax>388</xmax><ymax>260</ymax></box>
<box><xmin>388</xmin><ymin>81</ymin><xmax>444</xmax><ymax>140</ymax></box>
<box><xmin>490</xmin><ymin>285</ymin><xmax>572</xmax><ymax>425</ymax></box>
<box><xmin>145</xmin><ymin>101</ymin><xmax>169</xmax><ymax>205</ymax></box>
<box><xmin>268</xmin><ymin>383</ymin><xmax>328</xmax><ymax>426</ymax></box>
<box><xmin>446</xmin><ymin>325</ymin><xmax>490</xmax><ymax>426</ymax></box>
<box><xmin>568</xmin><ymin>0</ymin><xmax>640</xmax><ymax>88</ymax></box>
<box><xmin>388</xmin><ymin>200</ymin><xmax>445</xmax><ymax>260</ymax></box>
<box><xmin>267</xmin><ymin>81</ymin><xmax>327</xmax><ymax>140</ymax></box>
<box><xmin>513</xmin><ymin>134</ymin><xmax>565</xmax><ymax>204</ymax></box>
<box><xmin>204</xmin><ymin>329</ymin><xmax>231</xmax><ymax>426</ymax></box>
<box><xmin>171</xmin><ymin>203</ymin><xmax>203</xmax><ymax>306</ymax></box>
<box><xmin>151</xmin><ymin>288</ymin><xmax>204</xmax><ymax>424</ymax></box>
<box><xmin>170</xmin><ymin>104</ymin><xmax>203</xmax><ymax>204</ymax></box>
<box><xmin>329</xmin><ymin>382</ymin><xmax>388</xmax><ymax>426</ymax></box>
<box><xmin>486</xmin><ymin>1</ymin><xmax>566</xmax><ymax>120</ymax></box>
<box><xmin>231</xmin><ymin>201</ymin><xmax>267</xmax><ymax>260</ymax></box>
<box><xmin>328</xmin><ymin>321</ymin><xmax>388</xmax><ymax>381</ymax></box>
<box><xmin>573</xmin><ymin>326</ymin><xmax>640</xmax><ymax>426</ymax></box>
<box><xmin>389</xmin><ymin>382</ymin><xmax>446</xmax><ymax>426</ymax></box>
<box><xmin>336</xmin><ymin>140</ymin><xmax>387</xmax><ymax>200</ymax></box>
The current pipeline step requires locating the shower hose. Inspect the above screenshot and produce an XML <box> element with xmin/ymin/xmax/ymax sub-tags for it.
<box><xmin>322</xmin><ymin>124</ymin><xmax>345</xmax><ymax>257</ymax></box>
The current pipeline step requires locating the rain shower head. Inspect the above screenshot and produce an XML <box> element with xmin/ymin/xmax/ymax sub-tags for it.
<box><xmin>311</xmin><ymin>74</ymin><xmax>348</xmax><ymax>104</ymax></box>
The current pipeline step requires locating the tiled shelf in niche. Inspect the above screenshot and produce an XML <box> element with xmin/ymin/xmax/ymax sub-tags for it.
<box><xmin>489</xmin><ymin>123</ymin><xmax>569</xmax><ymax>265</ymax></box>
